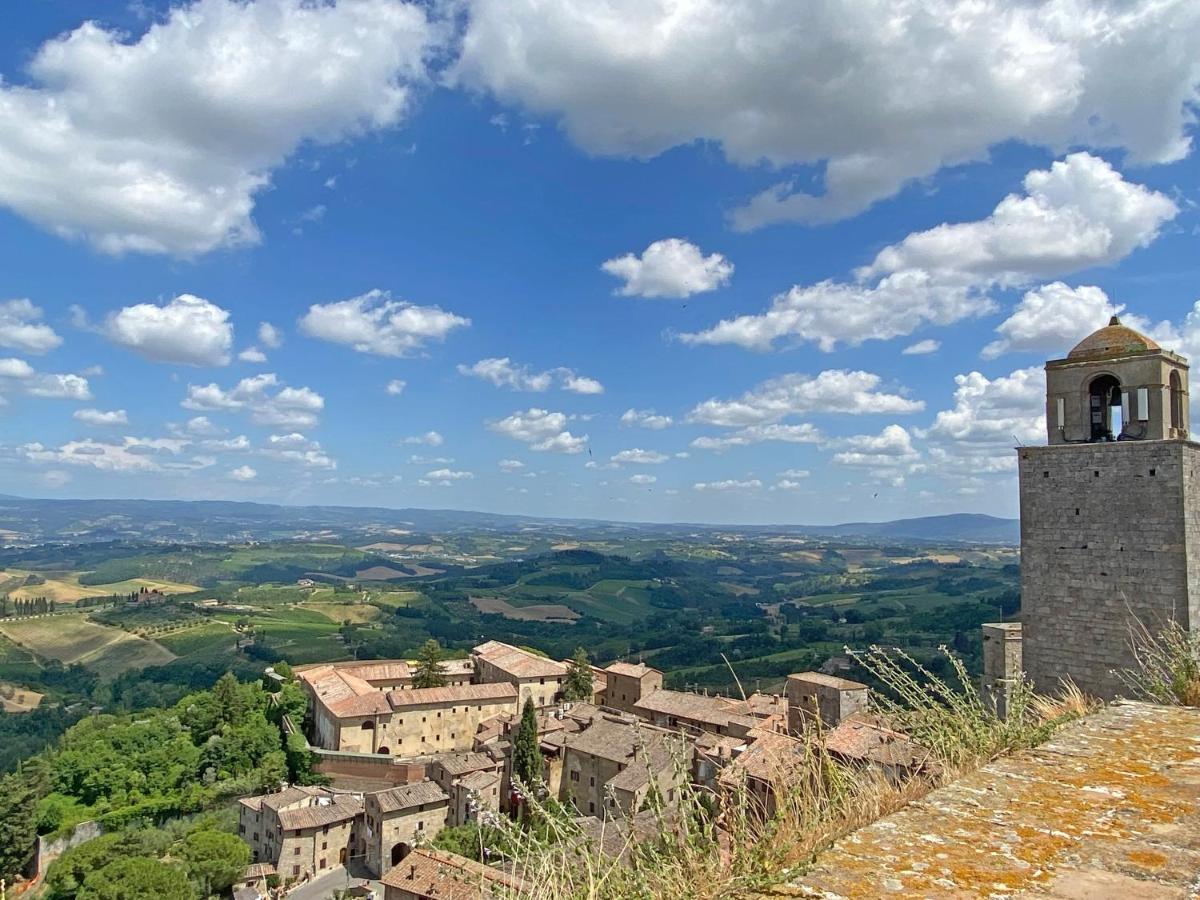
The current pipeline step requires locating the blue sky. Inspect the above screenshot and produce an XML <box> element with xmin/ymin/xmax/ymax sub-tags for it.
<box><xmin>0</xmin><ymin>0</ymin><xmax>1198</xmax><ymax>524</ymax></box>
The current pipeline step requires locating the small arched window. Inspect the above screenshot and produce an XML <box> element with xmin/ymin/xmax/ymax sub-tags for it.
<box><xmin>1170</xmin><ymin>371</ymin><xmax>1183</xmax><ymax>432</ymax></box>
<box><xmin>361</xmin><ymin>720</ymin><xmax>375</xmax><ymax>730</ymax></box>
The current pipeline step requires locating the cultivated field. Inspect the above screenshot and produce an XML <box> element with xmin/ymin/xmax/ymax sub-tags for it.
<box><xmin>3</xmin><ymin>570</ymin><xmax>200</xmax><ymax>604</ymax></box>
<box><xmin>471</xmin><ymin>596</ymin><xmax>580</xmax><ymax>623</ymax></box>
<box><xmin>369</xmin><ymin>590</ymin><xmax>423</xmax><ymax>608</ymax></box>
<box><xmin>300</xmin><ymin>601</ymin><xmax>381</xmax><ymax>624</ymax></box>
<box><xmin>0</xmin><ymin>682</ymin><xmax>43</xmax><ymax>712</ymax></box>
<box><xmin>154</xmin><ymin>622</ymin><xmax>238</xmax><ymax>660</ymax></box>
<box><xmin>0</xmin><ymin>617</ymin><xmax>175</xmax><ymax>676</ymax></box>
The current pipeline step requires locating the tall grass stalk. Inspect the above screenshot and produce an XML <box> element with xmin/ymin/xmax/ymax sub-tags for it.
<box><xmin>1118</xmin><ymin>613</ymin><xmax>1200</xmax><ymax>706</ymax></box>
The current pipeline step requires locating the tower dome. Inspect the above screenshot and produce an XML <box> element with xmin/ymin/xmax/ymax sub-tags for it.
<box><xmin>1067</xmin><ymin>316</ymin><xmax>1160</xmax><ymax>361</ymax></box>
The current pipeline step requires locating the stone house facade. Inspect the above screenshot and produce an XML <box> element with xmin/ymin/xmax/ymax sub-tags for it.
<box><xmin>602</xmin><ymin>661</ymin><xmax>663</xmax><ymax>714</ymax></box>
<box><xmin>363</xmin><ymin>781</ymin><xmax>450</xmax><ymax>877</ymax></box>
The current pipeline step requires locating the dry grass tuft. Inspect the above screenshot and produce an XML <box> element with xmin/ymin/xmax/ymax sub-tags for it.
<box><xmin>1119</xmin><ymin>613</ymin><xmax>1200</xmax><ymax>707</ymax></box>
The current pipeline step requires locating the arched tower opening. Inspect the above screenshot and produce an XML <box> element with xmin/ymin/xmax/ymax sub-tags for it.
<box><xmin>1170</xmin><ymin>370</ymin><xmax>1184</xmax><ymax>432</ymax></box>
<box><xmin>1087</xmin><ymin>374</ymin><xmax>1122</xmax><ymax>441</ymax></box>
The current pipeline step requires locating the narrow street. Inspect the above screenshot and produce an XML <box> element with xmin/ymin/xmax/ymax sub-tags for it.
<box><xmin>284</xmin><ymin>861</ymin><xmax>383</xmax><ymax>900</ymax></box>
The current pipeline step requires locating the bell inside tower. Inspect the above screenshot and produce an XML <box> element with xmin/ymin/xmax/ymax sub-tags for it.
<box><xmin>1088</xmin><ymin>374</ymin><xmax>1122</xmax><ymax>441</ymax></box>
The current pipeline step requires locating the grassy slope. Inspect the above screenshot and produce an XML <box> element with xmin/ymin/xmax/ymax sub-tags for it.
<box><xmin>0</xmin><ymin>617</ymin><xmax>175</xmax><ymax>676</ymax></box>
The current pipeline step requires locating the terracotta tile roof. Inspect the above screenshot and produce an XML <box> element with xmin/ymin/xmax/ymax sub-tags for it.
<box><xmin>240</xmin><ymin>785</ymin><xmax>329</xmax><ymax>813</ymax></box>
<box><xmin>430</xmin><ymin>752</ymin><xmax>497</xmax><ymax>776</ymax></box>
<box><xmin>718</xmin><ymin>730</ymin><xmax>806</xmax><ymax>785</ymax></box>
<box><xmin>277</xmin><ymin>795</ymin><xmax>363</xmax><ymax>831</ymax></box>
<box><xmin>823</xmin><ymin>714</ymin><xmax>930</xmax><ymax>770</ymax></box>
<box><xmin>459</xmin><ymin>770</ymin><xmax>499</xmax><ymax>791</ymax></box>
<box><xmin>242</xmin><ymin>862</ymin><xmax>277</xmax><ymax>879</ymax></box>
<box><xmin>787</xmin><ymin>671</ymin><xmax>867</xmax><ymax>691</ymax></box>
<box><xmin>387</xmin><ymin>682</ymin><xmax>517</xmax><ymax>708</ymax></box>
<box><xmin>301</xmin><ymin>666</ymin><xmax>392</xmax><ymax>718</ymax></box>
<box><xmin>380</xmin><ymin>848</ymin><xmax>525</xmax><ymax>899</ymax></box>
<box><xmin>473</xmin><ymin>640</ymin><xmax>568</xmax><ymax>679</ymax></box>
<box><xmin>339</xmin><ymin>661</ymin><xmax>412</xmax><ymax>683</ymax></box>
<box><xmin>746</xmin><ymin>693</ymin><xmax>788</xmax><ymax>717</ymax></box>
<box><xmin>633</xmin><ymin>690</ymin><xmax>753</xmax><ymax>730</ymax></box>
<box><xmin>606</xmin><ymin>734</ymin><xmax>686</xmax><ymax>793</ymax></box>
<box><xmin>373</xmin><ymin>781</ymin><xmax>448</xmax><ymax>814</ymax></box>
<box><xmin>605</xmin><ymin>661</ymin><xmax>661</xmax><ymax>679</ymax></box>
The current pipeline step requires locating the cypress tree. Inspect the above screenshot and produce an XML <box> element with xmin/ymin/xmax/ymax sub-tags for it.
<box><xmin>512</xmin><ymin>697</ymin><xmax>542</xmax><ymax>790</ymax></box>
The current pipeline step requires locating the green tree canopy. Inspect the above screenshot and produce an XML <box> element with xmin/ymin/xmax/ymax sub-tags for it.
<box><xmin>413</xmin><ymin>638</ymin><xmax>447</xmax><ymax>689</ymax></box>
<box><xmin>511</xmin><ymin>697</ymin><xmax>542</xmax><ymax>792</ymax></box>
<box><xmin>46</xmin><ymin>832</ymin><xmax>169</xmax><ymax>900</ymax></box>
<box><xmin>563</xmin><ymin>647</ymin><xmax>594</xmax><ymax>702</ymax></box>
<box><xmin>77</xmin><ymin>856</ymin><xmax>191</xmax><ymax>900</ymax></box>
<box><xmin>0</xmin><ymin>769</ymin><xmax>45</xmax><ymax>881</ymax></box>
<box><xmin>179</xmin><ymin>829</ymin><xmax>250</xmax><ymax>896</ymax></box>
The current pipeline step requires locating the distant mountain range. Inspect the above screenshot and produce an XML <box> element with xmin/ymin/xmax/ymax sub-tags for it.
<box><xmin>0</xmin><ymin>495</ymin><xmax>1018</xmax><ymax>545</ymax></box>
<box><xmin>787</xmin><ymin>513</ymin><xmax>1019</xmax><ymax>544</ymax></box>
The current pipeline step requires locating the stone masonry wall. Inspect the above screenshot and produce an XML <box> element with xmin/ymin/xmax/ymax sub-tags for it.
<box><xmin>1019</xmin><ymin>440</ymin><xmax>1194</xmax><ymax>699</ymax></box>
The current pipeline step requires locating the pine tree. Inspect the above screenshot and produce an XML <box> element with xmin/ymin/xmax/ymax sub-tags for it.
<box><xmin>413</xmin><ymin>639</ymin><xmax>447</xmax><ymax>689</ymax></box>
<box><xmin>563</xmin><ymin>647</ymin><xmax>594</xmax><ymax>702</ymax></box>
<box><xmin>511</xmin><ymin>697</ymin><xmax>542</xmax><ymax>791</ymax></box>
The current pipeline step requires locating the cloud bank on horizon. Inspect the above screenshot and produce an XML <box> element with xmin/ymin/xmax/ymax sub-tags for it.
<box><xmin>0</xmin><ymin>0</ymin><xmax>1197</xmax><ymax>523</ymax></box>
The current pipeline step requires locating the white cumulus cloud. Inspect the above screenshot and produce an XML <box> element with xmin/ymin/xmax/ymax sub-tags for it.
<box><xmin>688</xmin><ymin>370</ymin><xmax>922</xmax><ymax>427</ymax></box>
<box><xmin>258</xmin><ymin>322</ymin><xmax>283</xmax><ymax>349</ymax></box>
<box><xmin>0</xmin><ymin>0</ymin><xmax>436</xmax><ymax>255</ymax></box>
<box><xmin>74</xmin><ymin>408</ymin><xmax>128</xmax><ymax>427</ymax></box>
<box><xmin>681</xmin><ymin>155</ymin><xmax>1176</xmax><ymax>352</ymax></box>
<box><xmin>400</xmin><ymin>430</ymin><xmax>444</xmax><ymax>447</ymax></box>
<box><xmin>458</xmin><ymin>357</ymin><xmax>603</xmax><ymax>394</ymax></box>
<box><xmin>300</xmin><ymin>289</ymin><xmax>469</xmax><ymax>357</ymax></box>
<box><xmin>0</xmin><ymin>299</ymin><xmax>62</xmax><ymax>354</ymax></box>
<box><xmin>455</xmin><ymin>0</ymin><xmax>1200</xmax><ymax>228</ymax></box>
<box><xmin>981</xmin><ymin>282</ymin><xmax>1143</xmax><ymax>359</ymax></box>
<box><xmin>104</xmin><ymin>294</ymin><xmax>233</xmax><ymax>366</ymax></box>
<box><xmin>620</xmin><ymin>408</ymin><xmax>673</xmax><ymax>430</ymax></box>
<box><xmin>229</xmin><ymin>465</ymin><xmax>258</xmax><ymax>481</ymax></box>
<box><xmin>488</xmin><ymin>408</ymin><xmax>587</xmax><ymax>454</ymax></box>
<box><xmin>611</xmin><ymin>448</ymin><xmax>669</xmax><ymax>465</ymax></box>
<box><xmin>601</xmin><ymin>238</ymin><xmax>733</xmax><ymax>299</ymax></box>
<box><xmin>693</xmin><ymin>479</ymin><xmax>762</xmax><ymax>492</ymax></box>
<box><xmin>903</xmin><ymin>339</ymin><xmax>941</xmax><ymax>356</ymax></box>
<box><xmin>182</xmin><ymin>373</ymin><xmax>324</xmax><ymax>429</ymax></box>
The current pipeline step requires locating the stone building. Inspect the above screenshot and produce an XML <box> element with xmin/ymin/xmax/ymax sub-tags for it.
<box><xmin>1019</xmin><ymin>317</ymin><xmax>1199</xmax><ymax>698</ymax></box>
<box><xmin>237</xmin><ymin>786</ymin><xmax>364</xmax><ymax>883</ymax></box>
<box><xmin>633</xmin><ymin>689</ymin><xmax>759</xmax><ymax>738</ymax></box>
<box><xmin>300</xmin><ymin>663</ymin><xmax>518</xmax><ymax>756</ymax></box>
<box><xmin>363</xmin><ymin>781</ymin><xmax>450</xmax><ymax>876</ymax></box>
<box><xmin>384</xmin><ymin>683</ymin><xmax>519</xmax><ymax>756</ymax></box>
<box><xmin>785</xmin><ymin>672</ymin><xmax>869</xmax><ymax>733</ymax></box>
<box><xmin>428</xmin><ymin>752</ymin><xmax>504</xmax><ymax>827</ymax></box>
<box><xmin>602</xmin><ymin>661</ymin><xmax>663</xmax><ymax>713</ymax></box>
<box><xmin>472</xmin><ymin>640</ymin><xmax>569</xmax><ymax>709</ymax></box>
<box><xmin>560</xmin><ymin>716</ymin><xmax>689</xmax><ymax>818</ymax></box>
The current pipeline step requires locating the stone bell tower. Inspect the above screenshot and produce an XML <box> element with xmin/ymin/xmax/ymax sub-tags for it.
<box><xmin>1019</xmin><ymin>316</ymin><xmax>1197</xmax><ymax>699</ymax></box>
